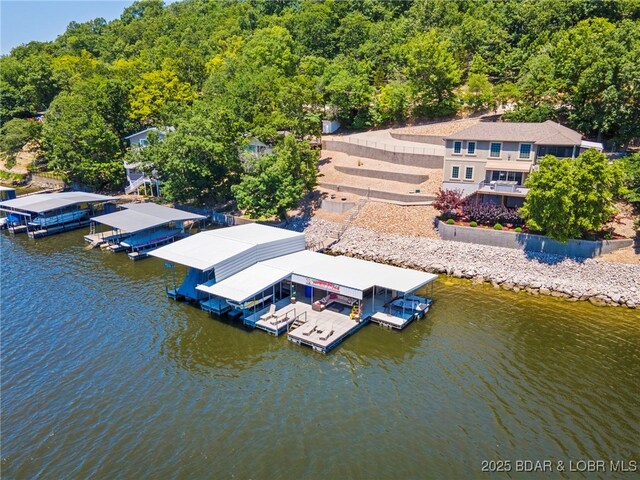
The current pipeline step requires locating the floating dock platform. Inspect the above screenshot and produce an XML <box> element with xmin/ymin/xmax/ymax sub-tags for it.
<box><xmin>370</xmin><ymin>297</ymin><xmax>432</xmax><ymax>330</ymax></box>
<box><xmin>286</xmin><ymin>302</ymin><xmax>370</xmax><ymax>353</ymax></box>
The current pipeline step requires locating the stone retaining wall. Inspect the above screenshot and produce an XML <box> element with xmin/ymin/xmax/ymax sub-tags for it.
<box><xmin>334</xmin><ymin>165</ymin><xmax>428</xmax><ymax>184</ymax></box>
<box><xmin>389</xmin><ymin>132</ymin><xmax>445</xmax><ymax>146</ymax></box>
<box><xmin>436</xmin><ymin>219</ymin><xmax>634</xmax><ymax>258</ymax></box>
<box><xmin>321</xmin><ymin>199</ymin><xmax>355</xmax><ymax>214</ymax></box>
<box><xmin>318</xmin><ymin>182</ymin><xmax>435</xmax><ymax>204</ymax></box>
<box><xmin>31</xmin><ymin>174</ymin><xmax>66</xmax><ymax>189</ymax></box>
<box><xmin>322</xmin><ymin>140</ymin><xmax>443</xmax><ymax>168</ymax></box>
<box><xmin>317</xmin><ymin>223</ymin><xmax>639</xmax><ymax>308</ymax></box>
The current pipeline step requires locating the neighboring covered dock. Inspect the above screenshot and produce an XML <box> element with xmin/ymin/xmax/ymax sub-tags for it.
<box><xmin>85</xmin><ymin>202</ymin><xmax>206</xmax><ymax>259</ymax></box>
<box><xmin>0</xmin><ymin>192</ymin><xmax>115</xmax><ymax>237</ymax></box>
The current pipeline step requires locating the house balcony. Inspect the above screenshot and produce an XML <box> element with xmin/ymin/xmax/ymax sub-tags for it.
<box><xmin>478</xmin><ymin>181</ymin><xmax>529</xmax><ymax>197</ymax></box>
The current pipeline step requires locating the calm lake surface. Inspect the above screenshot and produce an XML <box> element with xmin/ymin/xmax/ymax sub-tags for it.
<box><xmin>1</xmin><ymin>230</ymin><xmax>639</xmax><ymax>479</ymax></box>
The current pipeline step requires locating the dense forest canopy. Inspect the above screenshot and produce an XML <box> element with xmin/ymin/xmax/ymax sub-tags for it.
<box><xmin>1</xmin><ymin>0</ymin><xmax>639</xmax><ymax>210</ymax></box>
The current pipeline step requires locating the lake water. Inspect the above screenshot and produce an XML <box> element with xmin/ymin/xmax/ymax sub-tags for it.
<box><xmin>1</xmin><ymin>230</ymin><xmax>639</xmax><ymax>478</ymax></box>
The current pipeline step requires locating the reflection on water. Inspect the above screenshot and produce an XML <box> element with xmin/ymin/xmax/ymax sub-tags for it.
<box><xmin>1</xmin><ymin>230</ymin><xmax>639</xmax><ymax>479</ymax></box>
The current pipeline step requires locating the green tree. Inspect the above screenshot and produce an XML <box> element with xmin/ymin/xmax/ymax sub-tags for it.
<box><xmin>619</xmin><ymin>152</ymin><xmax>640</xmax><ymax>204</ymax></box>
<box><xmin>232</xmin><ymin>134</ymin><xmax>319</xmax><ymax>219</ymax></box>
<box><xmin>41</xmin><ymin>92</ymin><xmax>123</xmax><ymax>189</ymax></box>
<box><xmin>153</xmin><ymin>102</ymin><xmax>244</xmax><ymax>203</ymax></box>
<box><xmin>375</xmin><ymin>80</ymin><xmax>412</xmax><ymax>124</ymax></box>
<box><xmin>51</xmin><ymin>50</ymin><xmax>104</xmax><ymax>90</ymax></box>
<box><xmin>464</xmin><ymin>73</ymin><xmax>495</xmax><ymax>111</ymax></box>
<box><xmin>324</xmin><ymin>62</ymin><xmax>374</xmax><ymax>128</ymax></box>
<box><xmin>402</xmin><ymin>30</ymin><xmax>461</xmax><ymax>117</ymax></box>
<box><xmin>521</xmin><ymin>150</ymin><xmax>624</xmax><ymax>241</ymax></box>
<box><xmin>129</xmin><ymin>68</ymin><xmax>196</xmax><ymax>125</ymax></box>
<box><xmin>0</xmin><ymin>119</ymin><xmax>41</xmax><ymax>157</ymax></box>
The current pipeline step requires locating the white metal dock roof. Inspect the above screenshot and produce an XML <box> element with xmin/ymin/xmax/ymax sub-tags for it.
<box><xmin>197</xmin><ymin>249</ymin><xmax>437</xmax><ymax>303</ymax></box>
<box><xmin>90</xmin><ymin>209</ymin><xmax>172</xmax><ymax>233</ymax></box>
<box><xmin>197</xmin><ymin>263</ymin><xmax>291</xmax><ymax>303</ymax></box>
<box><xmin>148</xmin><ymin>224</ymin><xmax>306</xmax><ymax>279</ymax></box>
<box><xmin>0</xmin><ymin>192</ymin><xmax>114</xmax><ymax>214</ymax></box>
<box><xmin>91</xmin><ymin>203</ymin><xmax>205</xmax><ymax>233</ymax></box>
<box><xmin>268</xmin><ymin>250</ymin><xmax>437</xmax><ymax>294</ymax></box>
<box><xmin>150</xmin><ymin>232</ymin><xmax>254</xmax><ymax>272</ymax></box>
<box><xmin>121</xmin><ymin>203</ymin><xmax>205</xmax><ymax>222</ymax></box>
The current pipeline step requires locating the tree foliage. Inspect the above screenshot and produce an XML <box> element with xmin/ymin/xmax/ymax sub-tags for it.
<box><xmin>620</xmin><ymin>152</ymin><xmax>640</xmax><ymax>204</ymax></box>
<box><xmin>520</xmin><ymin>150</ymin><xmax>625</xmax><ymax>241</ymax></box>
<box><xmin>1</xmin><ymin>0</ymin><xmax>638</xmax><ymax>197</ymax></box>
<box><xmin>232</xmin><ymin>134</ymin><xmax>319</xmax><ymax>219</ymax></box>
<box><xmin>0</xmin><ymin>119</ymin><xmax>41</xmax><ymax>156</ymax></box>
<box><xmin>145</xmin><ymin>102</ymin><xmax>245</xmax><ymax>203</ymax></box>
<box><xmin>41</xmin><ymin>92</ymin><xmax>123</xmax><ymax>189</ymax></box>
<box><xmin>129</xmin><ymin>68</ymin><xmax>196</xmax><ymax>125</ymax></box>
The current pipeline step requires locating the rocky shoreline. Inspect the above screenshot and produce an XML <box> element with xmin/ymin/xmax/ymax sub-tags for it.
<box><xmin>304</xmin><ymin>220</ymin><xmax>640</xmax><ymax>309</ymax></box>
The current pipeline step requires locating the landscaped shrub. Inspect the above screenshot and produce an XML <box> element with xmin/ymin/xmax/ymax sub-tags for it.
<box><xmin>462</xmin><ymin>202</ymin><xmax>523</xmax><ymax>226</ymax></box>
<box><xmin>469</xmin><ymin>221</ymin><xmax>478</xmax><ymax>227</ymax></box>
<box><xmin>494</xmin><ymin>223</ymin><xmax>503</xmax><ymax>230</ymax></box>
<box><xmin>433</xmin><ymin>188</ymin><xmax>464</xmax><ymax>220</ymax></box>
<box><xmin>515</xmin><ymin>227</ymin><xmax>523</xmax><ymax>233</ymax></box>
<box><xmin>446</xmin><ymin>218</ymin><xmax>455</xmax><ymax>225</ymax></box>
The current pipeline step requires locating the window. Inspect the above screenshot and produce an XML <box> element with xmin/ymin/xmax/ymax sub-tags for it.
<box><xmin>453</xmin><ymin>141</ymin><xmax>462</xmax><ymax>154</ymax></box>
<box><xmin>491</xmin><ymin>171</ymin><xmax>523</xmax><ymax>184</ymax></box>
<box><xmin>519</xmin><ymin>143</ymin><xmax>532</xmax><ymax>159</ymax></box>
<box><xmin>465</xmin><ymin>166</ymin><xmax>474</xmax><ymax>180</ymax></box>
<box><xmin>451</xmin><ymin>166</ymin><xmax>460</xmax><ymax>179</ymax></box>
<box><xmin>537</xmin><ymin>145</ymin><xmax>574</xmax><ymax>158</ymax></box>
<box><xmin>467</xmin><ymin>141</ymin><xmax>476</xmax><ymax>155</ymax></box>
<box><xmin>490</xmin><ymin>143</ymin><xmax>501</xmax><ymax>158</ymax></box>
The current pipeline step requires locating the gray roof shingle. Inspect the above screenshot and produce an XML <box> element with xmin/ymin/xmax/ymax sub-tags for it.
<box><xmin>445</xmin><ymin>120</ymin><xmax>583</xmax><ymax>145</ymax></box>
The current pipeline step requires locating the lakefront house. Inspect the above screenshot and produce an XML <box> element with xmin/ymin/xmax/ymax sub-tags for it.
<box><xmin>441</xmin><ymin>120</ymin><xmax>603</xmax><ymax>208</ymax></box>
<box><xmin>123</xmin><ymin>127</ymin><xmax>174</xmax><ymax>196</ymax></box>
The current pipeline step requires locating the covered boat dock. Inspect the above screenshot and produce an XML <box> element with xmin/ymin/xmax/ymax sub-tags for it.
<box><xmin>197</xmin><ymin>248</ymin><xmax>438</xmax><ymax>352</ymax></box>
<box><xmin>85</xmin><ymin>202</ymin><xmax>206</xmax><ymax>259</ymax></box>
<box><xmin>0</xmin><ymin>192</ymin><xmax>115</xmax><ymax>238</ymax></box>
<box><xmin>148</xmin><ymin>223</ymin><xmax>306</xmax><ymax>302</ymax></box>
